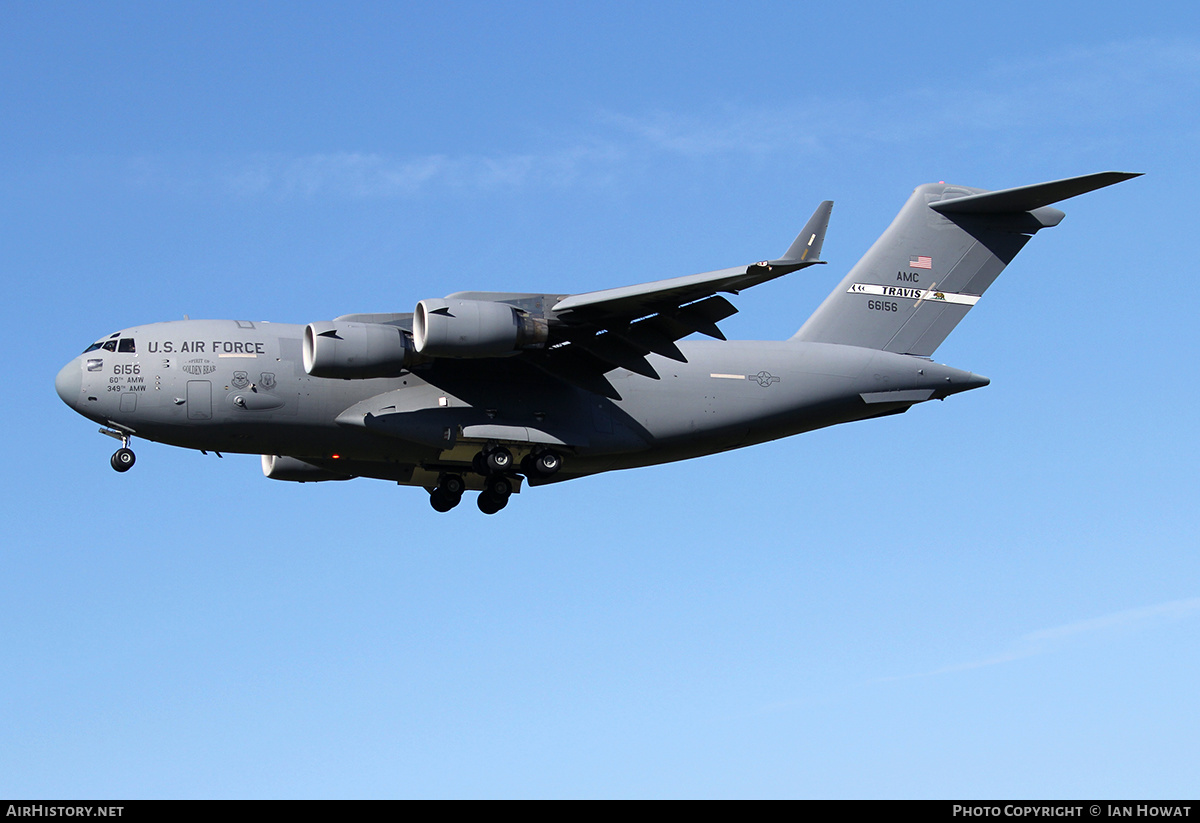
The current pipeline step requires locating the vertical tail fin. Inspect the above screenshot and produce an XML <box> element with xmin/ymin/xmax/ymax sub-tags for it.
<box><xmin>791</xmin><ymin>172</ymin><xmax>1140</xmax><ymax>356</ymax></box>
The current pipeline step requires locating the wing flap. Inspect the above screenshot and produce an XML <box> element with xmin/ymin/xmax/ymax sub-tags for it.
<box><xmin>523</xmin><ymin>347</ymin><xmax>626</xmax><ymax>399</ymax></box>
<box><xmin>568</xmin><ymin>333</ymin><xmax>661</xmax><ymax>379</ymax></box>
<box><xmin>608</xmin><ymin>323</ymin><xmax>687</xmax><ymax>362</ymax></box>
<box><xmin>669</xmin><ymin>295</ymin><xmax>737</xmax><ymax>340</ymax></box>
<box><xmin>520</xmin><ymin>201</ymin><xmax>831</xmax><ymax>393</ymax></box>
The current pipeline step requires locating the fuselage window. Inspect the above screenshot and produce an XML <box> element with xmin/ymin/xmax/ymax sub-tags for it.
<box><xmin>102</xmin><ymin>340</ymin><xmax>118</xmax><ymax>352</ymax></box>
<box><xmin>118</xmin><ymin>338</ymin><xmax>136</xmax><ymax>353</ymax></box>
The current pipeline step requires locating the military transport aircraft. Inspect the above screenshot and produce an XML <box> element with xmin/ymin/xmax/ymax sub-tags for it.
<box><xmin>55</xmin><ymin>171</ymin><xmax>1138</xmax><ymax>513</ymax></box>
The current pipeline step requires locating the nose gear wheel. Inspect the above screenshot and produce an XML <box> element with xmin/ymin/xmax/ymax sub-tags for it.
<box><xmin>110</xmin><ymin>447</ymin><xmax>136</xmax><ymax>472</ymax></box>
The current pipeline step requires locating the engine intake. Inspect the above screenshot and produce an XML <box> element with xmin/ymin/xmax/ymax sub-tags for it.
<box><xmin>303</xmin><ymin>321</ymin><xmax>416</xmax><ymax>378</ymax></box>
<box><xmin>413</xmin><ymin>298</ymin><xmax>548</xmax><ymax>358</ymax></box>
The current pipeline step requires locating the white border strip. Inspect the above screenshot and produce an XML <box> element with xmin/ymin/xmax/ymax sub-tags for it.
<box><xmin>847</xmin><ymin>283</ymin><xmax>980</xmax><ymax>306</ymax></box>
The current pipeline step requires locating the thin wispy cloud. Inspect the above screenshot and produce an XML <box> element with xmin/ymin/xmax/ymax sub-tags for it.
<box><xmin>118</xmin><ymin>143</ymin><xmax>623</xmax><ymax>202</ymax></box>
<box><xmin>119</xmin><ymin>37</ymin><xmax>1199</xmax><ymax>202</ymax></box>
<box><xmin>217</xmin><ymin>144</ymin><xmax>623</xmax><ymax>200</ymax></box>
<box><xmin>595</xmin><ymin>108</ymin><xmax>823</xmax><ymax>158</ymax></box>
<box><xmin>599</xmin><ymin>37</ymin><xmax>1200</xmax><ymax>158</ymax></box>
<box><xmin>224</xmin><ymin>152</ymin><xmax>448</xmax><ymax>198</ymax></box>
<box><xmin>885</xmin><ymin>597</ymin><xmax>1200</xmax><ymax>681</ymax></box>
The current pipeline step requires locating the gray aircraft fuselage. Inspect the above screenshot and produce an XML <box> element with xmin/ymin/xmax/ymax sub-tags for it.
<box><xmin>54</xmin><ymin>319</ymin><xmax>985</xmax><ymax>487</ymax></box>
<box><xmin>54</xmin><ymin>172</ymin><xmax>1137</xmax><ymax>513</ymax></box>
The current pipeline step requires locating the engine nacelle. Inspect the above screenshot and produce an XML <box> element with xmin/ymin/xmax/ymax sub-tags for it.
<box><xmin>261</xmin><ymin>454</ymin><xmax>352</xmax><ymax>482</ymax></box>
<box><xmin>303</xmin><ymin>321</ymin><xmax>415</xmax><ymax>378</ymax></box>
<box><xmin>413</xmin><ymin>298</ymin><xmax>548</xmax><ymax>358</ymax></box>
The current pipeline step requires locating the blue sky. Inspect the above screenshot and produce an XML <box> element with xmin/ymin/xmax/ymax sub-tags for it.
<box><xmin>3</xmin><ymin>1</ymin><xmax>1198</xmax><ymax>798</ymax></box>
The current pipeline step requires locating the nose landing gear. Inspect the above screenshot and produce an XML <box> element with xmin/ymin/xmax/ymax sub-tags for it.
<box><xmin>101</xmin><ymin>428</ymin><xmax>137</xmax><ymax>473</ymax></box>
<box><xmin>110</xmin><ymin>447</ymin><xmax>136</xmax><ymax>472</ymax></box>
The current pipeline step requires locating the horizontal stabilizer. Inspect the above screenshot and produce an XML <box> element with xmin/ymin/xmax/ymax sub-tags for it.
<box><xmin>930</xmin><ymin>171</ymin><xmax>1141</xmax><ymax>215</ymax></box>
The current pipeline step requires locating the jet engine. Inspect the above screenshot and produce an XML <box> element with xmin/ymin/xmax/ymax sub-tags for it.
<box><xmin>413</xmin><ymin>298</ymin><xmax>548</xmax><ymax>358</ymax></box>
<box><xmin>261</xmin><ymin>454</ymin><xmax>352</xmax><ymax>482</ymax></box>
<box><xmin>302</xmin><ymin>321</ymin><xmax>416</xmax><ymax>378</ymax></box>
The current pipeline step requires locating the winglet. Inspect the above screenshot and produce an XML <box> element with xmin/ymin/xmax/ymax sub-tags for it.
<box><xmin>771</xmin><ymin>200</ymin><xmax>833</xmax><ymax>265</ymax></box>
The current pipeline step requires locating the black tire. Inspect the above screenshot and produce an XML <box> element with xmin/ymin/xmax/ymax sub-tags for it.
<box><xmin>534</xmin><ymin>450</ymin><xmax>561</xmax><ymax>476</ymax></box>
<box><xmin>111</xmin><ymin>448</ymin><xmax>135</xmax><ymax>472</ymax></box>
<box><xmin>439</xmin><ymin>473</ymin><xmax>465</xmax><ymax>497</ymax></box>
<box><xmin>472</xmin><ymin>452</ymin><xmax>489</xmax><ymax>475</ymax></box>
<box><xmin>477</xmin><ymin>491</ymin><xmax>506</xmax><ymax>515</ymax></box>
<box><xmin>486</xmin><ymin>474</ymin><xmax>512</xmax><ymax>498</ymax></box>
<box><xmin>485</xmin><ymin>447</ymin><xmax>513</xmax><ymax>473</ymax></box>
<box><xmin>429</xmin><ymin>489</ymin><xmax>456</xmax><ymax>512</ymax></box>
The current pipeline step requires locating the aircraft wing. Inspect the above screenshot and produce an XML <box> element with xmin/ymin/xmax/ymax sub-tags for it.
<box><xmin>526</xmin><ymin>200</ymin><xmax>832</xmax><ymax>397</ymax></box>
<box><xmin>553</xmin><ymin>200</ymin><xmax>832</xmax><ymax>318</ymax></box>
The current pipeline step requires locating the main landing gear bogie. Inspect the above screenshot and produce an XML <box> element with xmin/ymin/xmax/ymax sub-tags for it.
<box><xmin>429</xmin><ymin>473</ymin><xmax>466</xmax><ymax>512</ymax></box>
<box><xmin>429</xmin><ymin>445</ymin><xmax>566</xmax><ymax>514</ymax></box>
<box><xmin>473</xmin><ymin>473</ymin><xmax>513</xmax><ymax>515</ymax></box>
<box><xmin>426</xmin><ymin>470</ymin><xmax>511</xmax><ymax>515</ymax></box>
<box><xmin>473</xmin><ymin>445</ymin><xmax>514</xmax><ymax>475</ymax></box>
<box><xmin>476</xmin><ymin>490</ymin><xmax>507</xmax><ymax>515</ymax></box>
<box><xmin>521</xmin><ymin>448</ymin><xmax>562</xmax><ymax>478</ymax></box>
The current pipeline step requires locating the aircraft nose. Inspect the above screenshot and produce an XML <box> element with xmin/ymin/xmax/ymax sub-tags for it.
<box><xmin>55</xmin><ymin>358</ymin><xmax>83</xmax><ymax>408</ymax></box>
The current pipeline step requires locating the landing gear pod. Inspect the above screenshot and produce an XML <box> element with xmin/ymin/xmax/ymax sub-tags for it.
<box><xmin>261</xmin><ymin>454</ymin><xmax>352</xmax><ymax>482</ymax></box>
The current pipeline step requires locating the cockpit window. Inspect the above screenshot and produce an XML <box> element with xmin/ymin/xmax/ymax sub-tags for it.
<box><xmin>82</xmin><ymin>334</ymin><xmax>134</xmax><ymax>354</ymax></box>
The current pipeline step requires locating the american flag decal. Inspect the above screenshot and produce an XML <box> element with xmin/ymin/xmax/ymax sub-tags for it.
<box><xmin>909</xmin><ymin>255</ymin><xmax>933</xmax><ymax>269</ymax></box>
